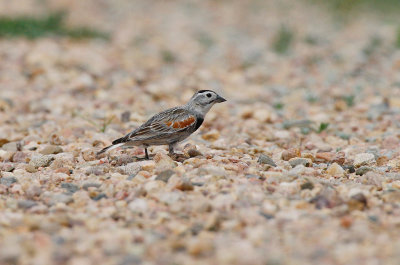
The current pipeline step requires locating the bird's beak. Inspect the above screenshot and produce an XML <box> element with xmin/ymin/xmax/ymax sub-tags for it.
<box><xmin>216</xmin><ymin>95</ymin><xmax>227</xmax><ymax>103</ymax></box>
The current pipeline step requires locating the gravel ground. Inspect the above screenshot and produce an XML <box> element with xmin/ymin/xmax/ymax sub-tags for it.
<box><xmin>1</xmin><ymin>0</ymin><xmax>400</xmax><ymax>264</ymax></box>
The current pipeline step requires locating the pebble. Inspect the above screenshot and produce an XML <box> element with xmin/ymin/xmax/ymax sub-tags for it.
<box><xmin>300</xmin><ymin>181</ymin><xmax>314</xmax><ymax>190</ymax></box>
<box><xmin>382</xmin><ymin>136</ymin><xmax>399</xmax><ymax>149</ymax></box>
<box><xmin>25</xmin><ymin>164</ymin><xmax>38</xmax><ymax>173</ymax></box>
<box><xmin>156</xmin><ymin>169</ymin><xmax>175</xmax><ymax>183</ymax></box>
<box><xmin>118</xmin><ymin>162</ymin><xmax>142</xmax><ymax>176</ymax></box>
<box><xmin>354</xmin><ymin>153</ymin><xmax>375</xmax><ymax>167</ymax></box>
<box><xmin>18</xmin><ymin>200</ymin><xmax>38</xmax><ymax>209</ymax></box>
<box><xmin>1</xmin><ymin>141</ymin><xmax>21</xmax><ymax>151</ymax></box>
<box><xmin>128</xmin><ymin>198</ymin><xmax>148</xmax><ymax>213</ymax></box>
<box><xmin>29</xmin><ymin>154</ymin><xmax>54</xmax><ymax>168</ymax></box>
<box><xmin>154</xmin><ymin>153</ymin><xmax>176</xmax><ymax>172</ymax></box>
<box><xmin>257</xmin><ymin>154</ymin><xmax>276</xmax><ymax>167</ymax></box>
<box><xmin>326</xmin><ymin>163</ymin><xmax>345</xmax><ymax>177</ymax></box>
<box><xmin>12</xmin><ymin>151</ymin><xmax>29</xmax><ymax>163</ymax></box>
<box><xmin>0</xmin><ymin>176</ymin><xmax>17</xmax><ymax>187</ymax></box>
<box><xmin>91</xmin><ymin>193</ymin><xmax>107</xmax><ymax>201</ymax></box>
<box><xmin>315</xmin><ymin>152</ymin><xmax>334</xmax><ymax>162</ymax></box>
<box><xmin>47</xmin><ymin>193</ymin><xmax>74</xmax><ymax>205</ymax></box>
<box><xmin>201</xmin><ymin>130</ymin><xmax>220</xmax><ymax>141</ymax></box>
<box><xmin>0</xmin><ymin>150</ymin><xmax>13</xmax><ymax>161</ymax></box>
<box><xmin>61</xmin><ymin>182</ymin><xmax>79</xmax><ymax>193</ymax></box>
<box><xmin>40</xmin><ymin>145</ymin><xmax>63</xmax><ymax>155</ymax></box>
<box><xmin>347</xmin><ymin>193</ymin><xmax>367</xmax><ymax>211</ymax></box>
<box><xmin>382</xmin><ymin>191</ymin><xmax>400</xmax><ymax>203</ymax></box>
<box><xmin>355</xmin><ymin>166</ymin><xmax>373</xmax><ymax>176</ymax></box>
<box><xmin>281</xmin><ymin>148</ymin><xmax>301</xmax><ymax>161</ymax></box>
<box><xmin>82</xmin><ymin>182</ymin><xmax>101</xmax><ymax>190</ymax></box>
<box><xmin>288</xmin><ymin>158</ymin><xmax>312</xmax><ymax>167</ymax></box>
<box><xmin>82</xmin><ymin>149</ymin><xmax>97</xmax><ymax>161</ymax></box>
<box><xmin>26</xmin><ymin>185</ymin><xmax>42</xmax><ymax>198</ymax></box>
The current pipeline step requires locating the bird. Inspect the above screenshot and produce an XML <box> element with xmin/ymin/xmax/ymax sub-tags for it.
<box><xmin>97</xmin><ymin>90</ymin><xmax>226</xmax><ymax>159</ymax></box>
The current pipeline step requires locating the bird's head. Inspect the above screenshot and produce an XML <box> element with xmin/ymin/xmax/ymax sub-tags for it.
<box><xmin>188</xmin><ymin>90</ymin><xmax>226</xmax><ymax>115</ymax></box>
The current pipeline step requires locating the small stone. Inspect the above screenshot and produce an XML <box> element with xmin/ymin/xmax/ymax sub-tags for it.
<box><xmin>26</xmin><ymin>185</ymin><xmax>42</xmax><ymax>198</ymax></box>
<box><xmin>48</xmin><ymin>193</ymin><xmax>73</xmax><ymax>205</ymax></box>
<box><xmin>40</xmin><ymin>145</ymin><xmax>63</xmax><ymax>155</ymax></box>
<box><xmin>175</xmin><ymin>178</ymin><xmax>194</xmax><ymax>191</ymax></box>
<box><xmin>315</xmin><ymin>152</ymin><xmax>334</xmax><ymax>162</ymax></box>
<box><xmin>82</xmin><ymin>182</ymin><xmax>101</xmax><ymax>190</ymax></box>
<box><xmin>281</xmin><ymin>148</ymin><xmax>301</xmax><ymax>161</ymax></box>
<box><xmin>1</xmin><ymin>141</ymin><xmax>21</xmax><ymax>151</ymax></box>
<box><xmin>326</xmin><ymin>163</ymin><xmax>345</xmax><ymax>177</ymax></box>
<box><xmin>0</xmin><ymin>150</ymin><xmax>14</xmax><ymax>161</ymax></box>
<box><xmin>55</xmin><ymin>167</ymin><xmax>71</xmax><ymax>175</ymax></box>
<box><xmin>129</xmin><ymin>198</ymin><xmax>148</xmax><ymax>213</ymax></box>
<box><xmin>0</xmin><ymin>176</ymin><xmax>17</xmax><ymax>187</ymax></box>
<box><xmin>288</xmin><ymin>158</ymin><xmax>312</xmax><ymax>167</ymax></box>
<box><xmin>12</xmin><ymin>151</ymin><xmax>29</xmax><ymax>163</ymax></box>
<box><xmin>82</xmin><ymin>149</ymin><xmax>96</xmax><ymax>161</ymax></box>
<box><xmin>201</xmin><ymin>130</ymin><xmax>220</xmax><ymax>141</ymax></box>
<box><xmin>376</xmin><ymin>156</ymin><xmax>389</xmax><ymax>166</ymax></box>
<box><xmin>61</xmin><ymin>182</ymin><xmax>79</xmax><ymax>194</ymax></box>
<box><xmin>348</xmin><ymin>193</ymin><xmax>367</xmax><ymax>211</ymax></box>
<box><xmin>257</xmin><ymin>154</ymin><xmax>276</xmax><ymax>167</ymax></box>
<box><xmin>354</xmin><ymin>153</ymin><xmax>375</xmax><ymax>167</ymax></box>
<box><xmin>29</xmin><ymin>154</ymin><xmax>54</xmax><ymax>168</ymax></box>
<box><xmin>154</xmin><ymin>153</ymin><xmax>176</xmax><ymax>172</ymax></box>
<box><xmin>332</xmin><ymin>152</ymin><xmax>346</xmax><ymax>165</ymax></box>
<box><xmin>340</xmin><ymin>216</ymin><xmax>353</xmax><ymax>228</ymax></box>
<box><xmin>2</xmin><ymin>163</ymin><xmax>15</xmax><ymax>172</ymax></box>
<box><xmin>300</xmin><ymin>181</ymin><xmax>314</xmax><ymax>190</ymax></box>
<box><xmin>25</xmin><ymin>164</ymin><xmax>37</xmax><ymax>173</ymax></box>
<box><xmin>18</xmin><ymin>200</ymin><xmax>37</xmax><ymax>209</ymax></box>
<box><xmin>382</xmin><ymin>191</ymin><xmax>400</xmax><ymax>203</ymax></box>
<box><xmin>91</xmin><ymin>193</ymin><xmax>107</xmax><ymax>201</ymax></box>
<box><xmin>121</xmin><ymin>111</ymin><xmax>131</xmax><ymax>122</ymax></box>
<box><xmin>118</xmin><ymin>162</ymin><xmax>142</xmax><ymax>176</ymax></box>
<box><xmin>342</xmin><ymin>165</ymin><xmax>355</xmax><ymax>173</ymax></box>
<box><xmin>156</xmin><ymin>169</ymin><xmax>175</xmax><ymax>183</ymax></box>
<box><xmin>182</xmin><ymin>144</ymin><xmax>203</xmax><ymax>158</ymax></box>
<box><xmin>301</xmin><ymin>152</ymin><xmax>315</xmax><ymax>162</ymax></box>
<box><xmin>382</xmin><ymin>136</ymin><xmax>399</xmax><ymax>149</ymax></box>
<box><xmin>355</xmin><ymin>166</ymin><xmax>373</xmax><ymax>176</ymax></box>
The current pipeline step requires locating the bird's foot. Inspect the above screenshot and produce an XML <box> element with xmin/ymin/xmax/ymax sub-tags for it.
<box><xmin>169</xmin><ymin>152</ymin><xmax>189</xmax><ymax>162</ymax></box>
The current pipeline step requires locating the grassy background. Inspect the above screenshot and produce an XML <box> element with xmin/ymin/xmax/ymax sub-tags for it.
<box><xmin>0</xmin><ymin>12</ymin><xmax>108</xmax><ymax>39</ymax></box>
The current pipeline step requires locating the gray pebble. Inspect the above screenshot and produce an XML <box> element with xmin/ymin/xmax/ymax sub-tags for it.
<box><xmin>356</xmin><ymin>166</ymin><xmax>373</xmax><ymax>176</ymax></box>
<box><xmin>92</xmin><ymin>193</ymin><xmax>107</xmax><ymax>201</ymax></box>
<box><xmin>0</xmin><ymin>176</ymin><xmax>17</xmax><ymax>187</ymax></box>
<box><xmin>18</xmin><ymin>200</ymin><xmax>38</xmax><ymax>209</ymax></box>
<box><xmin>156</xmin><ymin>170</ymin><xmax>175</xmax><ymax>183</ymax></box>
<box><xmin>61</xmin><ymin>182</ymin><xmax>79</xmax><ymax>193</ymax></box>
<box><xmin>258</xmin><ymin>154</ymin><xmax>277</xmax><ymax>167</ymax></box>
<box><xmin>83</xmin><ymin>182</ymin><xmax>101</xmax><ymax>190</ymax></box>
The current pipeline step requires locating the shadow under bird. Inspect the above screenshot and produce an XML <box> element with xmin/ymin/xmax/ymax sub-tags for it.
<box><xmin>97</xmin><ymin>90</ymin><xmax>226</xmax><ymax>159</ymax></box>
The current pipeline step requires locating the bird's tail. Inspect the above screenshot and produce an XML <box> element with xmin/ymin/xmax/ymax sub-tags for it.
<box><xmin>97</xmin><ymin>143</ymin><xmax>124</xmax><ymax>156</ymax></box>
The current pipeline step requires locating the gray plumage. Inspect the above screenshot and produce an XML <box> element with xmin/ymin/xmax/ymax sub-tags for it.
<box><xmin>97</xmin><ymin>90</ymin><xmax>226</xmax><ymax>159</ymax></box>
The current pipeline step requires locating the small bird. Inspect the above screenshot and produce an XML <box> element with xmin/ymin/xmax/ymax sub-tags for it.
<box><xmin>97</xmin><ymin>90</ymin><xmax>226</xmax><ymax>159</ymax></box>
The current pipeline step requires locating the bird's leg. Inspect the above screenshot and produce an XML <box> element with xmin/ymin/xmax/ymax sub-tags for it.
<box><xmin>168</xmin><ymin>144</ymin><xmax>175</xmax><ymax>156</ymax></box>
<box><xmin>144</xmin><ymin>147</ymin><xmax>149</xmax><ymax>160</ymax></box>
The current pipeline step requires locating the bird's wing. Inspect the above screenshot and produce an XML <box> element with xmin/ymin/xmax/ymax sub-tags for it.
<box><xmin>124</xmin><ymin>108</ymin><xmax>197</xmax><ymax>141</ymax></box>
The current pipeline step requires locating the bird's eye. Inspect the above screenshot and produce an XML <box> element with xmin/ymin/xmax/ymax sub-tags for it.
<box><xmin>206</xmin><ymin>93</ymin><xmax>212</xmax><ymax>98</ymax></box>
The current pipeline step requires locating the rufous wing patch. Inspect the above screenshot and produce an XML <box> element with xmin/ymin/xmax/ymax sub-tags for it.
<box><xmin>166</xmin><ymin>116</ymin><xmax>195</xmax><ymax>129</ymax></box>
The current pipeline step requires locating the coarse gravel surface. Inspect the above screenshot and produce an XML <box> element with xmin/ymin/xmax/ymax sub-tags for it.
<box><xmin>1</xmin><ymin>0</ymin><xmax>400</xmax><ymax>264</ymax></box>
